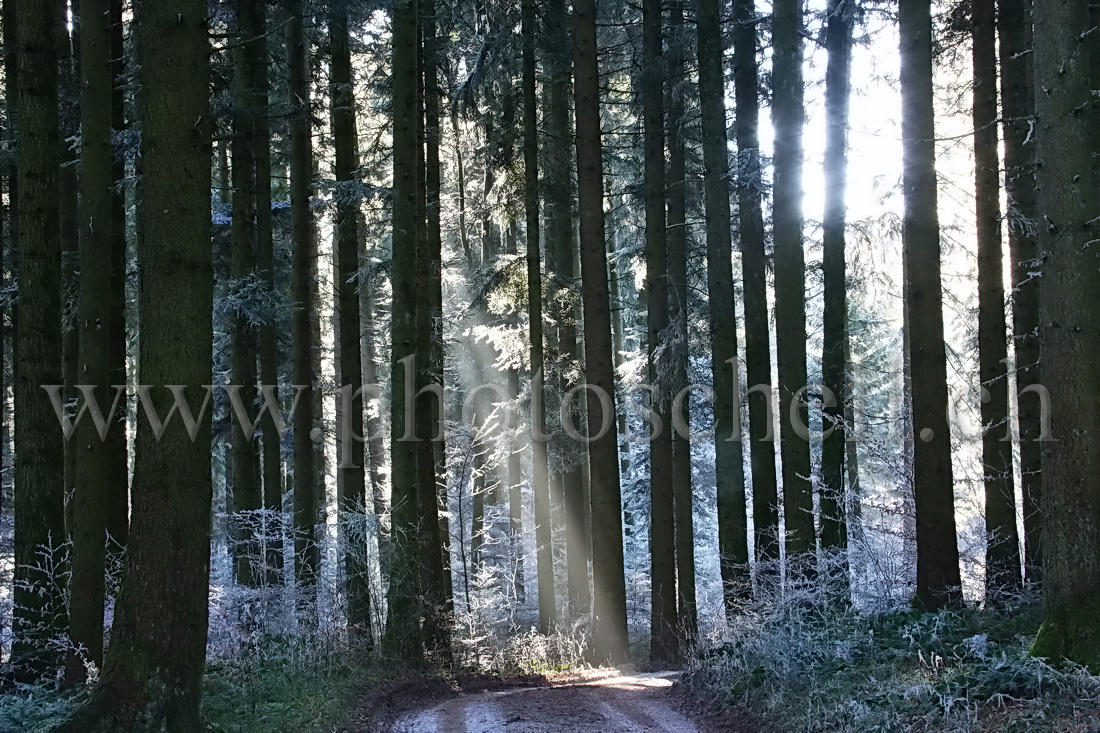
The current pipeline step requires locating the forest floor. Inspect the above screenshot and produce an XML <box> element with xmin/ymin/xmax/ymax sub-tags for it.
<box><xmin>344</xmin><ymin>668</ymin><xmax>749</xmax><ymax>732</ymax></box>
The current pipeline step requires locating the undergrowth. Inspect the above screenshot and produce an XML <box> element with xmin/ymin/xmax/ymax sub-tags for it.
<box><xmin>685</xmin><ymin>594</ymin><xmax>1100</xmax><ymax>732</ymax></box>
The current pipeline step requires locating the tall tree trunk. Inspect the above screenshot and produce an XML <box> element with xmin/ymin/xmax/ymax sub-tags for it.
<box><xmin>69</xmin><ymin>0</ymin><xmax>114</xmax><ymax>682</ymax></box>
<box><xmin>242</xmin><ymin>0</ymin><xmax>279</xmax><ymax>587</ymax></box>
<box><xmin>330</xmin><ymin>1</ymin><xmax>371</xmax><ymax>634</ymax></box>
<box><xmin>231</xmin><ymin>0</ymin><xmax>261</xmax><ymax>588</ymax></box>
<box><xmin>666</xmin><ymin>0</ymin><xmax>695</xmax><ymax>639</ymax></box>
<box><xmin>1028</xmin><ymin>0</ymin><xmax>1100</xmax><ymax>671</ymax></box>
<box><xmin>573</xmin><ymin>0</ymin><xmax>628</xmax><ymax>664</ymax></box>
<box><xmin>105</xmin><ymin>0</ymin><xmax>128</xmax><ymax>551</ymax></box>
<box><xmin>524</xmin><ymin>0</ymin><xmax>555</xmax><ymax>632</ymax></box>
<box><xmin>996</xmin><ymin>0</ymin><xmax>1041</xmax><ymax>583</ymax></box>
<box><xmin>973</xmin><ymin>0</ymin><xmax>1021</xmax><ymax>596</ymax></box>
<box><xmin>385</xmin><ymin>0</ymin><xmax>425</xmax><ymax>661</ymax></box>
<box><xmin>642</xmin><ymin>0</ymin><xmax>677</xmax><ymax>663</ymax></box>
<box><xmin>899</xmin><ymin>0</ymin><xmax>961</xmax><ymax>609</ymax></box>
<box><xmin>417</xmin><ymin>0</ymin><xmax>451</xmax><ymax>656</ymax></box>
<box><xmin>771</xmin><ymin>0</ymin><xmax>812</xmax><ymax>562</ymax></box>
<box><xmin>819</xmin><ymin>0</ymin><xmax>853</xmax><ymax>567</ymax></box>
<box><xmin>732</xmin><ymin>0</ymin><xmax>779</xmax><ymax>571</ymax></box>
<box><xmin>56</xmin><ymin>0</ymin><xmax>212</xmax><ymax>724</ymax></box>
<box><xmin>11</xmin><ymin>0</ymin><xmax>67</xmax><ymax>682</ymax></box>
<box><xmin>696</xmin><ymin>0</ymin><xmax>748</xmax><ymax>612</ymax></box>
<box><xmin>288</xmin><ymin>0</ymin><xmax>319</xmax><ymax>590</ymax></box>
<box><xmin>59</xmin><ymin>0</ymin><xmax>79</xmax><ymax>549</ymax></box>
<box><xmin>546</xmin><ymin>0</ymin><xmax>590</xmax><ymax>624</ymax></box>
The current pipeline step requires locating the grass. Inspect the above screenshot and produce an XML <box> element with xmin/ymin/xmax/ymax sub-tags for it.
<box><xmin>684</xmin><ymin>599</ymin><xmax>1100</xmax><ymax>732</ymax></box>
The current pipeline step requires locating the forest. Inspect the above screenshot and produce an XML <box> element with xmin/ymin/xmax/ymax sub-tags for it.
<box><xmin>0</xmin><ymin>0</ymin><xmax>1097</xmax><ymax>730</ymax></box>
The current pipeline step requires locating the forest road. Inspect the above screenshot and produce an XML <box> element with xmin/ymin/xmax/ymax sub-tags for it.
<box><xmin>389</xmin><ymin>670</ymin><xmax>711</xmax><ymax>732</ymax></box>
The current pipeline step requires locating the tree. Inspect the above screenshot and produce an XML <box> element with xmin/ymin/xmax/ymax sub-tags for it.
<box><xmin>1028</xmin><ymin>0</ymin><xmax>1100</xmax><ymax>671</ymax></box>
<box><xmin>288</xmin><ymin>0</ymin><xmax>319</xmax><ymax>590</ymax></box>
<box><xmin>573</xmin><ymin>0</ymin><xmax>628</xmax><ymax>664</ymax></box>
<box><xmin>230</xmin><ymin>0</ymin><xmax>261</xmax><ymax>588</ymax></box>
<box><xmin>819</xmin><ymin>0</ymin><xmax>854</xmax><ymax>563</ymax></box>
<box><xmin>899</xmin><ymin>0</ymin><xmax>961</xmax><ymax>609</ymax></box>
<box><xmin>642</xmin><ymin>0</ymin><xmax>677</xmax><ymax>662</ymax></box>
<box><xmin>696</xmin><ymin>0</ymin><xmax>748</xmax><ymax>611</ymax></box>
<box><xmin>523</xmin><ymin>0</ymin><xmax>557</xmax><ymax>634</ymax></box>
<box><xmin>330</xmin><ymin>0</ymin><xmax>370</xmax><ymax>632</ymax></box>
<box><xmin>972</xmin><ymin>0</ymin><xmax>1020</xmax><ymax>595</ymax></box>
<box><xmin>732</xmin><ymin>0</ymin><xmax>779</xmax><ymax>570</ymax></box>
<box><xmin>106</xmin><ymin>0</ymin><xmax>129</xmax><ymax>551</ymax></box>
<box><xmin>56</xmin><ymin>0</ymin><xmax>213</xmax><ymax>724</ymax></box>
<box><xmin>385</xmin><ymin>0</ymin><xmax>425</xmax><ymax>661</ymax></box>
<box><xmin>68</xmin><ymin>0</ymin><xmax>114</xmax><ymax>682</ymax></box>
<box><xmin>996</xmin><ymin>0</ymin><xmax>1041</xmax><ymax>582</ymax></box>
<box><xmin>242</xmin><ymin>0</ymin><xmax>280</xmax><ymax>585</ymax></box>
<box><xmin>771</xmin><ymin>0</ymin><xmax>813</xmax><ymax>562</ymax></box>
<box><xmin>545</xmin><ymin>0</ymin><xmax>590</xmax><ymax>624</ymax></box>
<box><xmin>416</xmin><ymin>0</ymin><xmax>452</xmax><ymax>654</ymax></box>
<box><xmin>12</xmin><ymin>0</ymin><xmax>67</xmax><ymax>682</ymax></box>
<box><xmin>667</xmin><ymin>0</ymin><xmax>696</xmax><ymax>640</ymax></box>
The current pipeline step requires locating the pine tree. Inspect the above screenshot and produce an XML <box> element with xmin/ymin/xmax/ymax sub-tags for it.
<box><xmin>385</xmin><ymin>0</ymin><xmax>425</xmax><ymax>661</ymax></box>
<box><xmin>732</xmin><ymin>0</ymin><xmax>779</xmax><ymax>570</ymax></box>
<box><xmin>573</xmin><ymin>0</ymin><xmax>628</xmax><ymax>664</ymax></box>
<box><xmin>642</xmin><ymin>0</ymin><xmax>678</xmax><ymax>662</ymax></box>
<box><xmin>771</xmin><ymin>0</ymin><xmax>813</xmax><ymax>562</ymax></box>
<box><xmin>288</xmin><ymin>0</ymin><xmax>319</xmax><ymax>589</ymax></box>
<box><xmin>996</xmin><ymin>0</ymin><xmax>1041</xmax><ymax>582</ymax></box>
<box><xmin>12</xmin><ymin>0</ymin><xmax>67</xmax><ymax>682</ymax></box>
<box><xmin>1028</xmin><ymin>0</ymin><xmax>1100</xmax><ymax>671</ymax></box>
<box><xmin>330</xmin><ymin>0</ymin><xmax>370</xmax><ymax>633</ymax></box>
<box><xmin>68</xmin><ymin>0</ymin><xmax>114</xmax><ymax>681</ymax></box>
<box><xmin>899</xmin><ymin>0</ymin><xmax>961</xmax><ymax>609</ymax></box>
<box><xmin>56</xmin><ymin>0</ymin><xmax>213</xmax><ymax>724</ymax></box>
<box><xmin>696</xmin><ymin>0</ymin><xmax>748</xmax><ymax>611</ymax></box>
<box><xmin>819</xmin><ymin>0</ymin><xmax>854</xmax><ymax>562</ymax></box>
<box><xmin>230</xmin><ymin>0</ymin><xmax>261</xmax><ymax>588</ymax></box>
<box><xmin>523</xmin><ymin>0</ymin><xmax>557</xmax><ymax>634</ymax></box>
<box><xmin>667</xmin><ymin>0</ymin><xmax>696</xmax><ymax>640</ymax></box>
<box><xmin>973</xmin><ymin>0</ymin><xmax>1021</xmax><ymax>595</ymax></box>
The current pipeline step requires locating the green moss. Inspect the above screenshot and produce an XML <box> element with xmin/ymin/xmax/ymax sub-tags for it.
<box><xmin>1029</xmin><ymin>600</ymin><xmax>1100</xmax><ymax>673</ymax></box>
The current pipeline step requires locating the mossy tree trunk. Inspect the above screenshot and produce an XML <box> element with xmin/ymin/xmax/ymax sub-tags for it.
<box><xmin>1028</xmin><ymin>0</ymin><xmax>1100</xmax><ymax>671</ymax></box>
<box><xmin>56</xmin><ymin>0</ymin><xmax>213</xmax><ymax>725</ymax></box>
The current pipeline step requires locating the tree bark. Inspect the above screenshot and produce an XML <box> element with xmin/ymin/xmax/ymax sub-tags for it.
<box><xmin>69</xmin><ymin>0</ymin><xmax>114</xmax><ymax>682</ymax></box>
<box><xmin>230</xmin><ymin>0</ymin><xmax>261</xmax><ymax>588</ymax></box>
<box><xmin>771</xmin><ymin>0</ymin><xmax>813</xmax><ymax>562</ymax></box>
<box><xmin>329</xmin><ymin>1</ymin><xmax>371</xmax><ymax>634</ymax></box>
<box><xmin>1028</xmin><ymin>0</ymin><xmax>1100</xmax><ymax>671</ymax></box>
<box><xmin>546</xmin><ymin>0</ymin><xmax>590</xmax><ymax>624</ymax></box>
<box><xmin>899</xmin><ymin>0</ymin><xmax>961</xmax><ymax>609</ymax></box>
<box><xmin>385</xmin><ymin>0</ymin><xmax>425</xmax><ymax>661</ymax></box>
<box><xmin>996</xmin><ymin>0</ymin><xmax>1041</xmax><ymax>582</ymax></box>
<box><xmin>105</xmin><ymin>0</ymin><xmax>129</xmax><ymax>552</ymax></box>
<box><xmin>642</xmin><ymin>0</ymin><xmax>677</xmax><ymax>663</ymax></box>
<box><xmin>732</xmin><ymin>0</ymin><xmax>779</xmax><ymax>571</ymax></box>
<box><xmin>12</xmin><ymin>0</ymin><xmax>67</xmax><ymax>682</ymax></box>
<box><xmin>524</xmin><ymin>0</ymin><xmax>555</xmax><ymax>632</ymax></box>
<box><xmin>55</xmin><ymin>0</ymin><xmax>213</xmax><ymax>724</ymax></box>
<box><xmin>819</xmin><ymin>0</ymin><xmax>854</xmax><ymax>565</ymax></box>
<box><xmin>973</xmin><ymin>0</ymin><xmax>1021</xmax><ymax>596</ymax></box>
<box><xmin>288</xmin><ymin>0</ymin><xmax>319</xmax><ymax>590</ymax></box>
<box><xmin>666</xmin><ymin>0</ymin><xmax>696</xmax><ymax>640</ymax></box>
<box><xmin>573</xmin><ymin>0</ymin><xmax>628</xmax><ymax>664</ymax></box>
<box><xmin>417</xmin><ymin>0</ymin><xmax>451</xmax><ymax>656</ymax></box>
<box><xmin>696</xmin><ymin>0</ymin><xmax>748</xmax><ymax>613</ymax></box>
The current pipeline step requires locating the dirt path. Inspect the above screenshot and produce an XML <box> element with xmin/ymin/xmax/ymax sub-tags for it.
<box><xmin>387</xmin><ymin>670</ymin><xmax>710</xmax><ymax>733</ymax></box>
